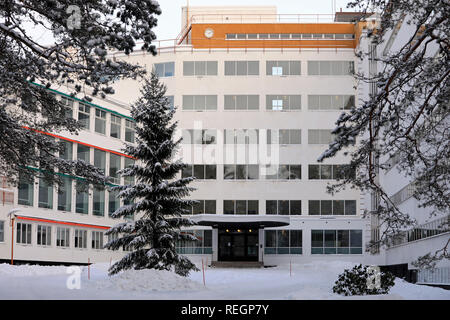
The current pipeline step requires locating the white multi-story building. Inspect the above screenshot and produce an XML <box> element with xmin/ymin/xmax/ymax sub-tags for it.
<box><xmin>358</xmin><ymin>14</ymin><xmax>450</xmax><ymax>285</ymax></box>
<box><xmin>1</xmin><ymin>6</ymin><xmax>409</xmax><ymax>270</ymax></box>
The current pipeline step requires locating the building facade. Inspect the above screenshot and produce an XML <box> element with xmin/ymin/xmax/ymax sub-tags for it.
<box><xmin>0</xmin><ymin>6</ymin><xmax>380</xmax><ymax>267</ymax></box>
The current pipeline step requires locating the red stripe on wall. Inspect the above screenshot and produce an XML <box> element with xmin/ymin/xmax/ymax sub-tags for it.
<box><xmin>16</xmin><ymin>216</ymin><xmax>111</xmax><ymax>230</ymax></box>
<box><xmin>22</xmin><ymin>126</ymin><xmax>134</xmax><ymax>159</ymax></box>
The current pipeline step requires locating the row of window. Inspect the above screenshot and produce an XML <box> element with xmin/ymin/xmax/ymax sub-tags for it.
<box><xmin>181</xmin><ymin>94</ymin><xmax>355</xmax><ymax>111</ymax></box>
<box><xmin>52</xmin><ymin>94</ymin><xmax>137</xmax><ymax>143</ymax></box>
<box><xmin>18</xmin><ymin>175</ymin><xmax>133</xmax><ymax>218</ymax></box>
<box><xmin>226</xmin><ymin>33</ymin><xmax>355</xmax><ymax>40</ymax></box>
<box><xmin>155</xmin><ymin>60</ymin><xmax>354</xmax><ymax>77</ymax></box>
<box><xmin>182</xmin><ymin>129</ymin><xmax>335</xmax><ymax>145</ymax></box>
<box><xmin>183</xmin><ymin>200</ymin><xmax>357</xmax><ymax>216</ymax></box>
<box><xmin>14</xmin><ymin>222</ymin><xmax>117</xmax><ymax>250</ymax></box>
<box><xmin>8</xmin><ymin>223</ymin><xmax>363</xmax><ymax>255</ymax></box>
<box><xmin>180</xmin><ymin>164</ymin><xmax>354</xmax><ymax>181</ymax></box>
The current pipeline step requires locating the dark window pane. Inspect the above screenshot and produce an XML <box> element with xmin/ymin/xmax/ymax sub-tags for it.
<box><xmin>236</xmin><ymin>165</ymin><xmax>247</xmax><ymax>180</ymax></box>
<box><xmin>193</xmin><ymin>200</ymin><xmax>204</xmax><ymax>214</ymax></box>
<box><xmin>337</xmin><ymin>230</ymin><xmax>349</xmax><ymax>247</ymax></box>
<box><xmin>205</xmin><ymin>200</ymin><xmax>216</xmax><ymax>214</ymax></box>
<box><xmin>321</xmin><ymin>165</ymin><xmax>332</xmax><ymax>179</ymax></box>
<box><xmin>350</xmin><ymin>230</ymin><xmax>362</xmax><ymax>247</ymax></box>
<box><xmin>309</xmin><ymin>165</ymin><xmax>320</xmax><ymax>179</ymax></box>
<box><xmin>182</xmin><ymin>165</ymin><xmax>193</xmax><ymax>178</ymax></box>
<box><xmin>224</xmin><ymin>165</ymin><xmax>235</xmax><ymax>180</ymax></box>
<box><xmin>289</xmin><ymin>165</ymin><xmax>301</xmax><ymax>180</ymax></box>
<box><xmin>247</xmin><ymin>165</ymin><xmax>259</xmax><ymax>180</ymax></box>
<box><xmin>321</xmin><ymin>200</ymin><xmax>332</xmax><ymax>215</ymax></box>
<box><xmin>311</xmin><ymin>230</ymin><xmax>323</xmax><ymax>247</ymax></box>
<box><xmin>290</xmin><ymin>200</ymin><xmax>301</xmax><ymax>215</ymax></box>
<box><xmin>345</xmin><ymin>200</ymin><xmax>357</xmax><ymax>215</ymax></box>
<box><xmin>309</xmin><ymin>200</ymin><xmax>320</xmax><ymax>215</ymax></box>
<box><xmin>193</xmin><ymin>165</ymin><xmax>205</xmax><ymax>179</ymax></box>
<box><xmin>224</xmin><ymin>200</ymin><xmax>235</xmax><ymax>214</ymax></box>
<box><xmin>290</xmin><ymin>230</ymin><xmax>302</xmax><ymax>247</ymax></box>
<box><xmin>277</xmin><ymin>230</ymin><xmax>289</xmax><ymax>247</ymax></box>
<box><xmin>333</xmin><ymin>200</ymin><xmax>345</xmax><ymax>215</ymax></box>
<box><xmin>205</xmin><ymin>165</ymin><xmax>216</xmax><ymax>179</ymax></box>
<box><xmin>266</xmin><ymin>200</ymin><xmax>277</xmax><ymax>215</ymax></box>
<box><xmin>265</xmin><ymin>230</ymin><xmax>277</xmax><ymax>247</ymax></box>
<box><xmin>324</xmin><ymin>230</ymin><xmax>336</xmax><ymax>247</ymax></box>
<box><xmin>247</xmin><ymin>200</ymin><xmax>258</xmax><ymax>215</ymax></box>
<box><xmin>236</xmin><ymin>200</ymin><xmax>247</xmax><ymax>214</ymax></box>
<box><xmin>278</xmin><ymin>200</ymin><xmax>289</xmax><ymax>215</ymax></box>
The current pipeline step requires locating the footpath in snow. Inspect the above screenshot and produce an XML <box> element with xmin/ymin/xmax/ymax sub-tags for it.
<box><xmin>0</xmin><ymin>260</ymin><xmax>449</xmax><ymax>300</ymax></box>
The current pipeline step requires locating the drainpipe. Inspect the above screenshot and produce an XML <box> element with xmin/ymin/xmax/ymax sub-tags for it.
<box><xmin>7</xmin><ymin>209</ymin><xmax>21</xmax><ymax>265</ymax></box>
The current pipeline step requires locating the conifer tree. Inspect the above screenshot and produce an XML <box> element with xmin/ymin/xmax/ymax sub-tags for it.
<box><xmin>105</xmin><ymin>72</ymin><xmax>199</xmax><ymax>277</ymax></box>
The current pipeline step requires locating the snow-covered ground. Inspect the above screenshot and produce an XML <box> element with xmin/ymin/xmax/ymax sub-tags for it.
<box><xmin>0</xmin><ymin>261</ymin><xmax>448</xmax><ymax>300</ymax></box>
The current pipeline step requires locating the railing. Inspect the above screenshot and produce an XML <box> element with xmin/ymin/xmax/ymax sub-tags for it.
<box><xmin>417</xmin><ymin>267</ymin><xmax>450</xmax><ymax>285</ymax></box>
<box><xmin>189</xmin><ymin>13</ymin><xmax>337</xmax><ymax>24</ymax></box>
<box><xmin>389</xmin><ymin>215</ymin><xmax>450</xmax><ymax>247</ymax></box>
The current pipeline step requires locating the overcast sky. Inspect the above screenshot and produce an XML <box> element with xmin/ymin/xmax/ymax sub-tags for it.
<box><xmin>154</xmin><ymin>0</ymin><xmax>353</xmax><ymax>40</ymax></box>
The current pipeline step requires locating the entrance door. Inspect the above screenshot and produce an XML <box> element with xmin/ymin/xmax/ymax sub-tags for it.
<box><xmin>218</xmin><ymin>229</ymin><xmax>259</xmax><ymax>261</ymax></box>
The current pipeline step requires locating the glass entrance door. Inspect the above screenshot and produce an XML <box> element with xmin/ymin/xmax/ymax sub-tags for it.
<box><xmin>218</xmin><ymin>229</ymin><xmax>259</xmax><ymax>261</ymax></box>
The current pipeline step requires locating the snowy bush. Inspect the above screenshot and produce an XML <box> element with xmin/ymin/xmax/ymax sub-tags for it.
<box><xmin>332</xmin><ymin>264</ymin><xmax>395</xmax><ymax>296</ymax></box>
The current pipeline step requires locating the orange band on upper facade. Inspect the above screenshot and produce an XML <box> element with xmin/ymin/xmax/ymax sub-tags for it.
<box><xmin>22</xmin><ymin>126</ymin><xmax>134</xmax><ymax>159</ymax></box>
<box><xmin>191</xmin><ymin>23</ymin><xmax>357</xmax><ymax>49</ymax></box>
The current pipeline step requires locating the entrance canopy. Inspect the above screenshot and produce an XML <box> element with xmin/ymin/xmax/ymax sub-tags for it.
<box><xmin>190</xmin><ymin>214</ymin><xmax>290</xmax><ymax>229</ymax></box>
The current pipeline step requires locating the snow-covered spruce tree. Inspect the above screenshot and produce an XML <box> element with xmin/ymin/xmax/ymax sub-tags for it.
<box><xmin>105</xmin><ymin>72</ymin><xmax>199</xmax><ymax>277</ymax></box>
<box><xmin>318</xmin><ymin>0</ymin><xmax>449</xmax><ymax>267</ymax></box>
<box><xmin>0</xmin><ymin>0</ymin><xmax>160</xmax><ymax>187</ymax></box>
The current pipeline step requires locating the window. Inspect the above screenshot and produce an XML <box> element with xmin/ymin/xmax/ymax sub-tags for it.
<box><xmin>224</xmin><ymin>129</ymin><xmax>259</xmax><ymax>144</ymax></box>
<box><xmin>0</xmin><ymin>221</ymin><xmax>4</xmax><ymax>242</ymax></box>
<box><xmin>125</xmin><ymin>119</ymin><xmax>136</xmax><ymax>143</ymax></box>
<box><xmin>266</xmin><ymin>95</ymin><xmax>301</xmax><ymax>111</ymax></box>
<box><xmin>182</xmin><ymin>165</ymin><xmax>217</xmax><ymax>180</ymax></box>
<box><xmin>176</xmin><ymin>230</ymin><xmax>213</xmax><ymax>254</ymax></box>
<box><xmin>308</xmin><ymin>164</ymin><xmax>354</xmax><ymax>180</ymax></box>
<box><xmin>59</xmin><ymin>140</ymin><xmax>73</xmax><ymax>160</ymax></box>
<box><xmin>183</xmin><ymin>61</ymin><xmax>218</xmax><ymax>76</ymax></box>
<box><xmin>75</xmin><ymin>181</ymin><xmax>89</xmax><ymax>214</ymax></box>
<box><xmin>167</xmin><ymin>96</ymin><xmax>175</xmax><ymax>110</ymax></box>
<box><xmin>182</xmin><ymin>129</ymin><xmax>217</xmax><ymax>144</ymax></box>
<box><xmin>110</xmin><ymin>114</ymin><xmax>121</xmax><ymax>139</ymax></box>
<box><xmin>37</xmin><ymin>225</ymin><xmax>52</xmax><ymax>246</ymax></box>
<box><xmin>38</xmin><ymin>178</ymin><xmax>53</xmax><ymax>209</ymax></box>
<box><xmin>18</xmin><ymin>174</ymin><xmax>34</xmax><ymax>206</ymax></box>
<box><xmin>108</xmin><ymin>189</ymin><xmax>120</xmax><ymax>217</ymax></box>
<box><xmin>266</xmin><ymin>200</ymin><xmax>301</xmax><ymax>215</ymax></box>
<box><xmin>124</xmin><ymin>158</ymin><xmax>135</xmax><ymax>185</ymax></box>
<box><xmin>224</xmin><ymin>95</ymin><xmax>259</xmax><ymax>110</ymax></box>
<box><xmin>311</xmin><ymin>230</ymin><xmax>362</xmax><ymax>254</ymax></box>
<box><xmin>74</xmin><ymin>229</ymin><xmax>87</xmax><ymax>248</ymax></box>
<box><xmin>154</xmin><ymin>62</ymin><xmax>175</xmax><ymax>77</ymax></box>
<box><xmin>182</xmin><ymin>95</ymin><xmax>217</xmax><ymax>111</ymax></box>
<box><xmin>262</xmin><ymin>165</ymin><xmax>301</xmax><ymax>180</ymax></box>
<box><xmin>308</xmin><ymin>95</ymin><xmax>355</xmax><ymax>110</ymax></box>
<box><xmin>60</xmin><ymin>96</ymin><xmax>74</xmax><ymax>118</ymax></box>
<box><xmin>93</xmin><ymin>188</ymin><xmax>105</xmax><ymax>216</ymax></box>
<box><xmin>94</xmin><ymin>149</ymin><xmax>106</xmax><ymax>174</ymax></box>
<box><xmin>308</xmin><ymin>129</ymin><xmax>334</xmax><ymax>144</ymax></box>
<box><xmin>308</xmin><ymin>200</ymin><xmax>356</xmax><ymax>215</ymax></box>
<box><xmin>78</xmin><ymin>102</ymin><xmax>90</xmax><ymax>129</ymax></box>
<box><xmin>264</xmin><ymin>230</ymin><xmax>302</xmax><ymax>254</ymax></box>
<box><xmin>187</xmin><ymin>200</ymin><xmax>216</xmax><ymax>215</ymax></box>
<box><xmin>56</xmin><ymin>227</ymin><xmax>70</xmax><ymax>247</ymax></box>
<box><xmin>266</xmin><ymin>61</ymin><xmax>301</xmax><ymax>76</ymax></box>
<box><xmin>267</xmin><ymin>129</ymin><xmax>301</xmax><ymax>144</ymax></box>
<box><xmin>57</xmin><ymin>177</ymin><xmax>72</xmax><ymax>211</ymax></box>
<box><xmin>95</xmin><ymin>109</ymin><xmax>106</xmax><ymax>134</ymax></box>
<box><xmin>16</xmin><ymin>222</ymin><xmax>32</xmax><ymax>244</ymax></box>
<box><xmin>308</xmin><ymin>61</ymin><xmax>354</xmax><ymax>76</ymax></box>
<box><xmin>223</xmin><ymin>200</ymin><xmax>258</xmax><ymax>215</ymax></box>
<box><xmin>224</xmin><ymin>165</ymin><xmax>259</xmax><ymax>180</ymax></box>
<box><xmin>109</xmin><ymin>153</ymin><xmax>121</xmax><ymax>184</ymax></box>
<box><xmin>77</xmin><ymin>144</ymin><xmax>90</xmax><ymax>163</ymax></box>
<box><xmin>92</xmin><ymin>231</ymin><xmax>104</xmax><ymax>249</ymax></box>
<box><xmin>225</xmin><ymin>61</ymin><xmax>259</xmax><ymax>76</ymax></box>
